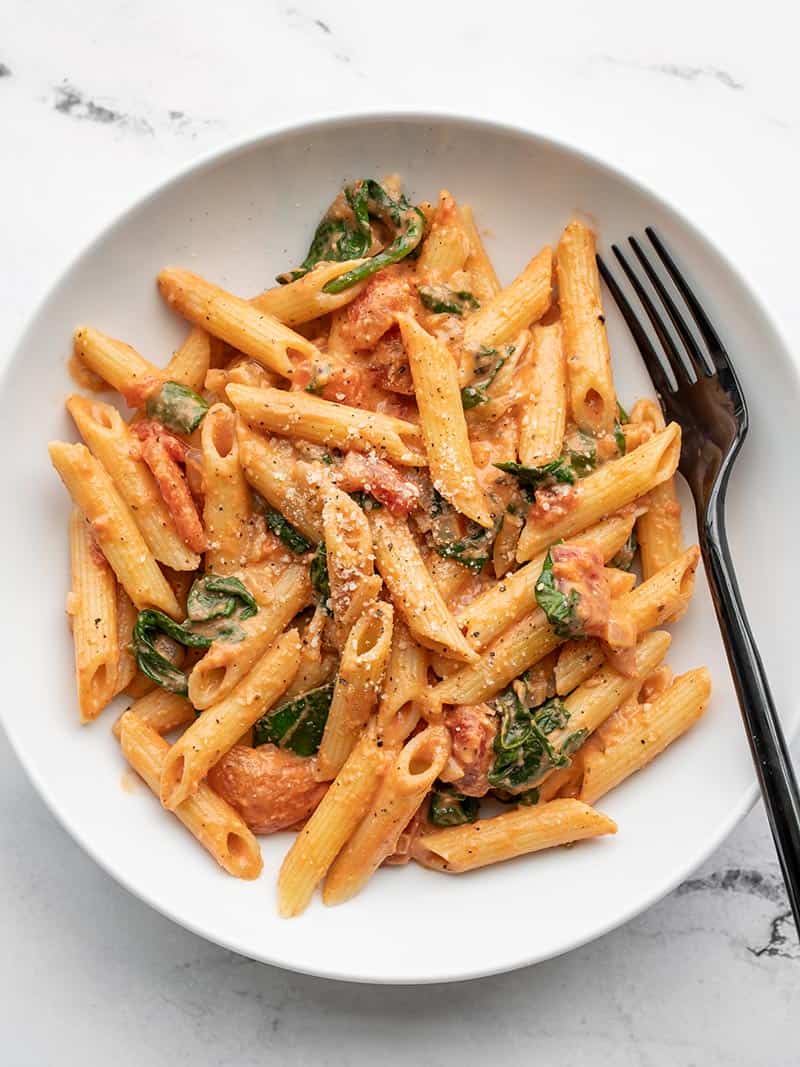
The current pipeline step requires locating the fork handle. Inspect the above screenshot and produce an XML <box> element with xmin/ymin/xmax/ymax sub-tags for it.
<box><xmin>702</xmin><ymin>511</ymin><xmax>800</xmax><ymax>927</ymax></box>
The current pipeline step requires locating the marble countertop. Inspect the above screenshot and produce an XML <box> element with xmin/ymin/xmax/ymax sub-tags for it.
<box><xmin>2</xmin><ymin>1</ymin><xmax>798</xmax><ymax>1062</ymax></box>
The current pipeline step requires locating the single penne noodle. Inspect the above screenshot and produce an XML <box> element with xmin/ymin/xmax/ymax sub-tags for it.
<box><xmin>236</xmin><ymin>422</ymin><xmax>324</xmax><ymax>542</ymax></box>
<box><xmin>158</xmin><ymin>268</ymin><xmax>320</xmax><ymax>379</ymax></box>
<box><xmin>557</xmin><ymin>220</ymin><xmax>616</xmax><ymax>434</ymax></box>
<box><xmin>462</xmin><ymin>245</ymin><xmax>553</xmax><ymax>377</ymax></box>
<box><xmin>323</xmin><ymin>725</ymin><xmax>451</xmax><ymax>905</ymax></box>
<box><xmin>228</xmin><ymin>383</ymin><xmax>426</xmax><ymax>467</ymax></box>
<box><xmin>458</xmin><ymin>511</ymin><xmax>636</xmax><ymax>651</ymax></box>
<box><xmin>73</xmin><ymin>326</ymin><xmax>162</xmax><ymax>405</ymax></box>
<box><xmin>605</xmin><ymin>567</ymin><xmax>637</xmax><ymax>598</ymax></box>
<box><xmin>278</xmin><ymin>719</ymin><xmax>388</xmax><ymax>917</ymax></box>
<box><xmin>555</xmin><ymin>639</ymin><xmax>607</xmax><ymax>696</ymax></box>
<box><xmin>555</xmin><ymin>547</ymin><xmax>700</xmax><ymax>695</ymax></box>
<box><xmin>49</xmin><ymin>442</ymin><xmax>180</xmax><ymax>617</ymax></box>
<box><xmin>188</xmin><ymin>563</ymin><xmax>312</xmax><ymax>709</ymax></box>
<box><xmin>417</xmin><ymin>190</ymin><xmax>470</xmax><ymax>280</ymax></box>
<box><xmin>114</xmin><ymin>585</ymin><xmax>139</xmax><ymax>695</ymax></box>
<box><xmin>517</xmin><ymin>423</ymin><xmax>682</xmax><ymax>561</ymax></box>
<box><xmin>397</xmin><ymin>313</ymin><xmax>493</xmax><ymax>528</ymax></box>
<box><xmin>377</xmin><ymin>621</ymin><xmax>428</xmax><ymax>745</ymax></box>
<box><xmin>459</xmin><ymin>205</ymin><xmax>501</xmax><ymax>302</ymax></box>
<box><xmin>112</xmin><ymin>688</ymin><xmax>194</xmax><ymax>740</ymax></box>
<box><xmin>630</xmin><ymin>401</ymin><xmax>684</xmax><ymax>580</ymax></box>
<box><xmin>165</xmin><ymin>326</ymin><xmax>212</xmax><ymax>392</ymax></box>
<box><xmin>433</xmin><ymin>608</ymin><xmax>560</xmax><ymax>705</ymax></box>
<box><xmin>66</xmin><ymin>394</ymin><xmax>200</xmax><ymax>571</ymax></box>
<box><xmin>317</xmin><ymin>601</ymin><xmax>394</xmax><ymax>780</ymax></box>
<box><xmin>252</xmin><ymin>259</ymin><xmax>368</xmax><ymax>326</ymax></box>
<box><xmin>580</xmin><ymin>667</ymin><xmax>711</xmax><ymax>805</ymax></box>
<box><xmin>202</xmin><ymin>404</ymin><xmax>252</xmax><ymax>574</ymax></box>
<box><xmin>369</xmin><ymin>510</ymin><xmax>478</xmax><ymax>663</ymax></box>
<box><xmin>68</xmin><ymin>509</ymin><xmax>118</xmax><ymax>722</ymax></box>
<box><xmin>161</xmin><ymin>629</ymin><xmax>301</xmax><ymax>810</ymax></box>
<box><xmin>519</xmin><ymin>318</ymin><xmax>567</xmax><ymax>467</ymax></box>
<box><xmin>530</xmin><ymin>630</ymin><xmax>672</xmax><ymax>790</ymax></box>
<box><xmin>427</xmin><ymin>552</ymin><xmax>474</xmax><ymax>601</ymax></box>
<box><xmin>322</xmin><ymin>486</ymin><xmax>382</xmax><ymax>644</ymax></box>
<box><xmin>118</xmin><ymin>712</ymin><xmax>263</xmax><ymax>879</ymax></box>
<box><xmin>418</xmin><ymin>798</ymin><xmax>616</xmax><ymax>873</ymax></box>
<box><xmin>536</xmin><ymin>761</ymin><xmax>584</xmax><ymax>803</ymax></box>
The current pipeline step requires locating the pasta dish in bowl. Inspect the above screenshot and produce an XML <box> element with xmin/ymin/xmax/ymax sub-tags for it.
<box><xmin>49</xmin><ymin>175</ymin><xmax>711</xmax><ymax>914</ymax></box>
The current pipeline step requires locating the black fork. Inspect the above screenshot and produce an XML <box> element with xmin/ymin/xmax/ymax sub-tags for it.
<box><xmin>598</xmin><ymin>229</ymin><xmax>800</xmax><ymax>928</ymax></box>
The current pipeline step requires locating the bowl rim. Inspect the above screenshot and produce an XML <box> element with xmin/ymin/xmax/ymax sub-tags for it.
<box><xmin>3</xmin><ymin>107</ymin><xmax>796</xmax><ymax>984</ymax></box>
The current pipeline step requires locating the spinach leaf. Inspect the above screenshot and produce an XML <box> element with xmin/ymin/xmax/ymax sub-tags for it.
<box><xmin>494</xmin><ymin>457</ymin><xmax>576</xmax><ymax>488</ymax></box>
<box><xmin>253</xmin><ymin>682</ymin><xmax>334</xmax><ymax>756</ymax></box>
<box><xmin>534</xmin><ymin>548</ymin><xmax>585</xmax><ymax>639</ymax></box>
<box><xmin>614</xmin><ymin>419</ymin><xmax>626</xmax><ymax>456</ymax></box>
<box><xmin>187</xmin><ymin>575</ymin><xmax>258</xmax><ymax>623</ymax></box>
<box><xmin>279</xmin><ymin>180</ymin><xmax>424</xmax><ymax>292</ymax></box>
<box><xmin>460</xmin><ymin>345</ymin><xmax>506</xmax><ymax>410</ymax></box>
<box><xmin>145</xmin><ymin>380</ymin><xmax>208</xmax><ymax>435</ymax></box>
<box><xmin>566</xmin><ymin>432</ymin><xmax>597</xmax><ymax>476</ymax></box>
<box><xmin>428</xmin><ymin>785</ymin><xmax>480</xmax><ymax>827</ymax></box>
<box><xmin>132</xmin><ymin>609</ymin><xmax>213</xmax><ymax>696</ymax></box>
<box><xmin>488</xmin><ymin>689</ymin><xmax>573</xmax><ymax>792</ymax></box>
<box><xmin>418</xmin><ymin>284</ymin><xmax>480</xmax><ymax>316</ymax></box>
<box><xmin>435</xmin><ymin>524</ymin><xmax>494</xmax><ymax>574</ymax></box>
<box><xmin>310</xmin><ymin>541</ymin><xmax>330</xmax><ymax>601</ymax></box>
<box><xmin>278</xmin><ymin>184</ymin><xmax>372</xmax><ymax>284</ymax></box>
<box><xmin>617</xmin><ymin>401</ymin><xmax>630</xmax><ymax>424</ymax></box>
<box><xmin>265</xmin><ymin>509</ymin><xmax>312</xmax><ymax>554</ymax></box>
<box><xmin>493</xmin><ymin>786</ymin><xmax>541</xmax><ymax>806</ymax></box>
<box><xmin>611</xmin><ymin>529</ymin><xmax>638</xmax><ymax>572</ymax></box>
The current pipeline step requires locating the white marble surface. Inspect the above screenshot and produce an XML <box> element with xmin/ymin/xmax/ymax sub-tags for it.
<box><xmin>2</xmin><ymin>0</ymin><xmax>799</xmax><ymax>1061</ymax></box>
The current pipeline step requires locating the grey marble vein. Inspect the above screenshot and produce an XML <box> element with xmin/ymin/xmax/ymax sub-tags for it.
<box><xmin>52</xmin><ymin>81</ymin><xmax>154</xmax><ymax>133</ymax></box>
<box><xmin>0</xmin><ymin>63</ymin><xmax>11</xmax><ymax>78</ymax></box>
<box><xmin>597</xmin><ymin>55</ymin><xmax>744</xmax><ymax>91</ymax></box>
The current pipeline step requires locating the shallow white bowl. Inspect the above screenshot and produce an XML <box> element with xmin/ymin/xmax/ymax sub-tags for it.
<box><xmin>3</xmin><ymin>113</ymin><xmax>799</xmax><ymax>984</ymax></box>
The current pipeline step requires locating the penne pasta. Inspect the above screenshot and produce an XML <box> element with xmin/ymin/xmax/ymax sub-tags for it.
<box><xmin>416</xmin><ymin>191</ymin><xmax>470</xmax><ymax>281</ymax></box>
<box><xmin>377</xmin><ymin>622</ymin><xmax>428</xmax><ymax>746</ymax></box>
<box><xmin>517</xmin><ymin>423</ymin><xmax>682</xmax><ymax>561</ymax></box>
<box><xmin>461</xmin><ymin>245</ymin><xmax>553</xmax><ymax>378</ymax></box>
<box><xmin>459</xmin><ymin>205</ymin><xmax>501</xmax><ymax>301</ymax></box>
<box><xmin>228</xmin><ymin>383</ymin><xmax>426</xmax><ymax>467</ymax></box>
<box><xmin>119</xmin><ymin>711</ymin><xmax>263</xmax><ymax>879</ymax></box>
<box><xmin>630</xmin><ymin>399</ymin><xmax>684</xmax><ymax>579</ymax></box>
<box><xmin>369</xmin><ymin>510</ymin><xmax>478</xmax><ymax>663</ymax></box>
<box><xmin>317</xmin><ymin>601</ymin><xmax>394</xmax><ymax>780</ymax></box>
<box><xmin>113</xmin><ymin>585</ymin><xmax>139</xmax><ymax>695</ymax></box>
<box><xmin>557</xmin><ymin>220</ymin><xmax>616</xmax><ymax>434</ymax></box>
<box><xmin>252</xmin><ymin>259</ymin><xmax>369</xmax><ymax>326</ymax></box>
<box><xmin>73</xmin><ymin>326</ymin><xmax>162</xmax><ymax>407</ymax></box>
<box><xmin>165</xmin><ymin>326</ymin><xmax>213</xmax><ymax>392</ymax></box>
<box><xmin>67</xmin><ymin>509</ymin><xmax>118</xmax><ymax>722</ymax></box>
<box><xmin>66</xmin><ymin>394</ymin><xmax>200</xmax><ymax>571</ymax></box>
<box><xmin>397</xmin><ymin>313</ymin><xmax>493</xmax><ymax>527</ymax></box>
<box><xmin>519</xmin><ymin>318</ymin><xmax>567</xmax><ymax>467</ymax></box>
<box><xmin>158</xmin><ymin>268</ymin><xmax>320</xmax><ymax>380</ymax></box>
<box><xmin>112</xmin><ymin>688</ymin><xmax>194</xmax><ymax>740</ymax></box>
<box><xmin>579</xmin><ymin>667</ymin><xmax>711</xmax><ymax>804</ymax></box>
<box><xmin>161</xmin><ymin>629</ymin><xmax>301</xmax><ymax>810</ymax></box>
<box><xmin>418</xmin><ymin>798</ymin><xmax>616</xmax><ymax>873</ymax></box>
<box><xmin>322</xmin><ymin>486</ymin><xmax>382</xmax><ymax>644</ymax></box>
<box><xmin>49</xmin><ymin>442</ymin><xmax>180</xmax><ymax>617</ymax></box>
<box><xmin>278</xmin><ymin>719</ymin><xmax>387</xmax><ymax>916</ymax></box>
<box><xmin>323</xmin><ymin>725</ymin><xmax>451</xmax><ymax>905</ymax></box>
<box><xmin>236</xmin><ymin>422</ymin><xmax>325</xmax><ymax>543</ymax></box>
<box><xmin>201</xmin><ymin>404</ymin><xmax>252</xmax><ymax>574</ymax></box>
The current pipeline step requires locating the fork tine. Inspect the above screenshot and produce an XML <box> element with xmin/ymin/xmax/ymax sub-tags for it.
<box><xmin>611</xmin><ymin>244</ymin><xmax>696</xmax><ymax>387</ymax></box>
<box><xmin>628</xmin><ymin>236</ymin><xmax>712</xmax><ymax>378</ymax></box>
<box><xmin>596</xmin><ymin>253</ymin><xmax>674</xmax><ymax>400</ymax></box>
<box><xmin>645</xmin><ymin>227</ymin><xmax>728</xmax><ymax>370</ymax></box>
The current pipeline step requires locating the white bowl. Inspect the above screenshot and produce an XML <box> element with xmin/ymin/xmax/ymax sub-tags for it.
<box><xmin>3</xmin><ymin>113</ymin><xmax>799</xmax><ymax>984</ymax></box>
